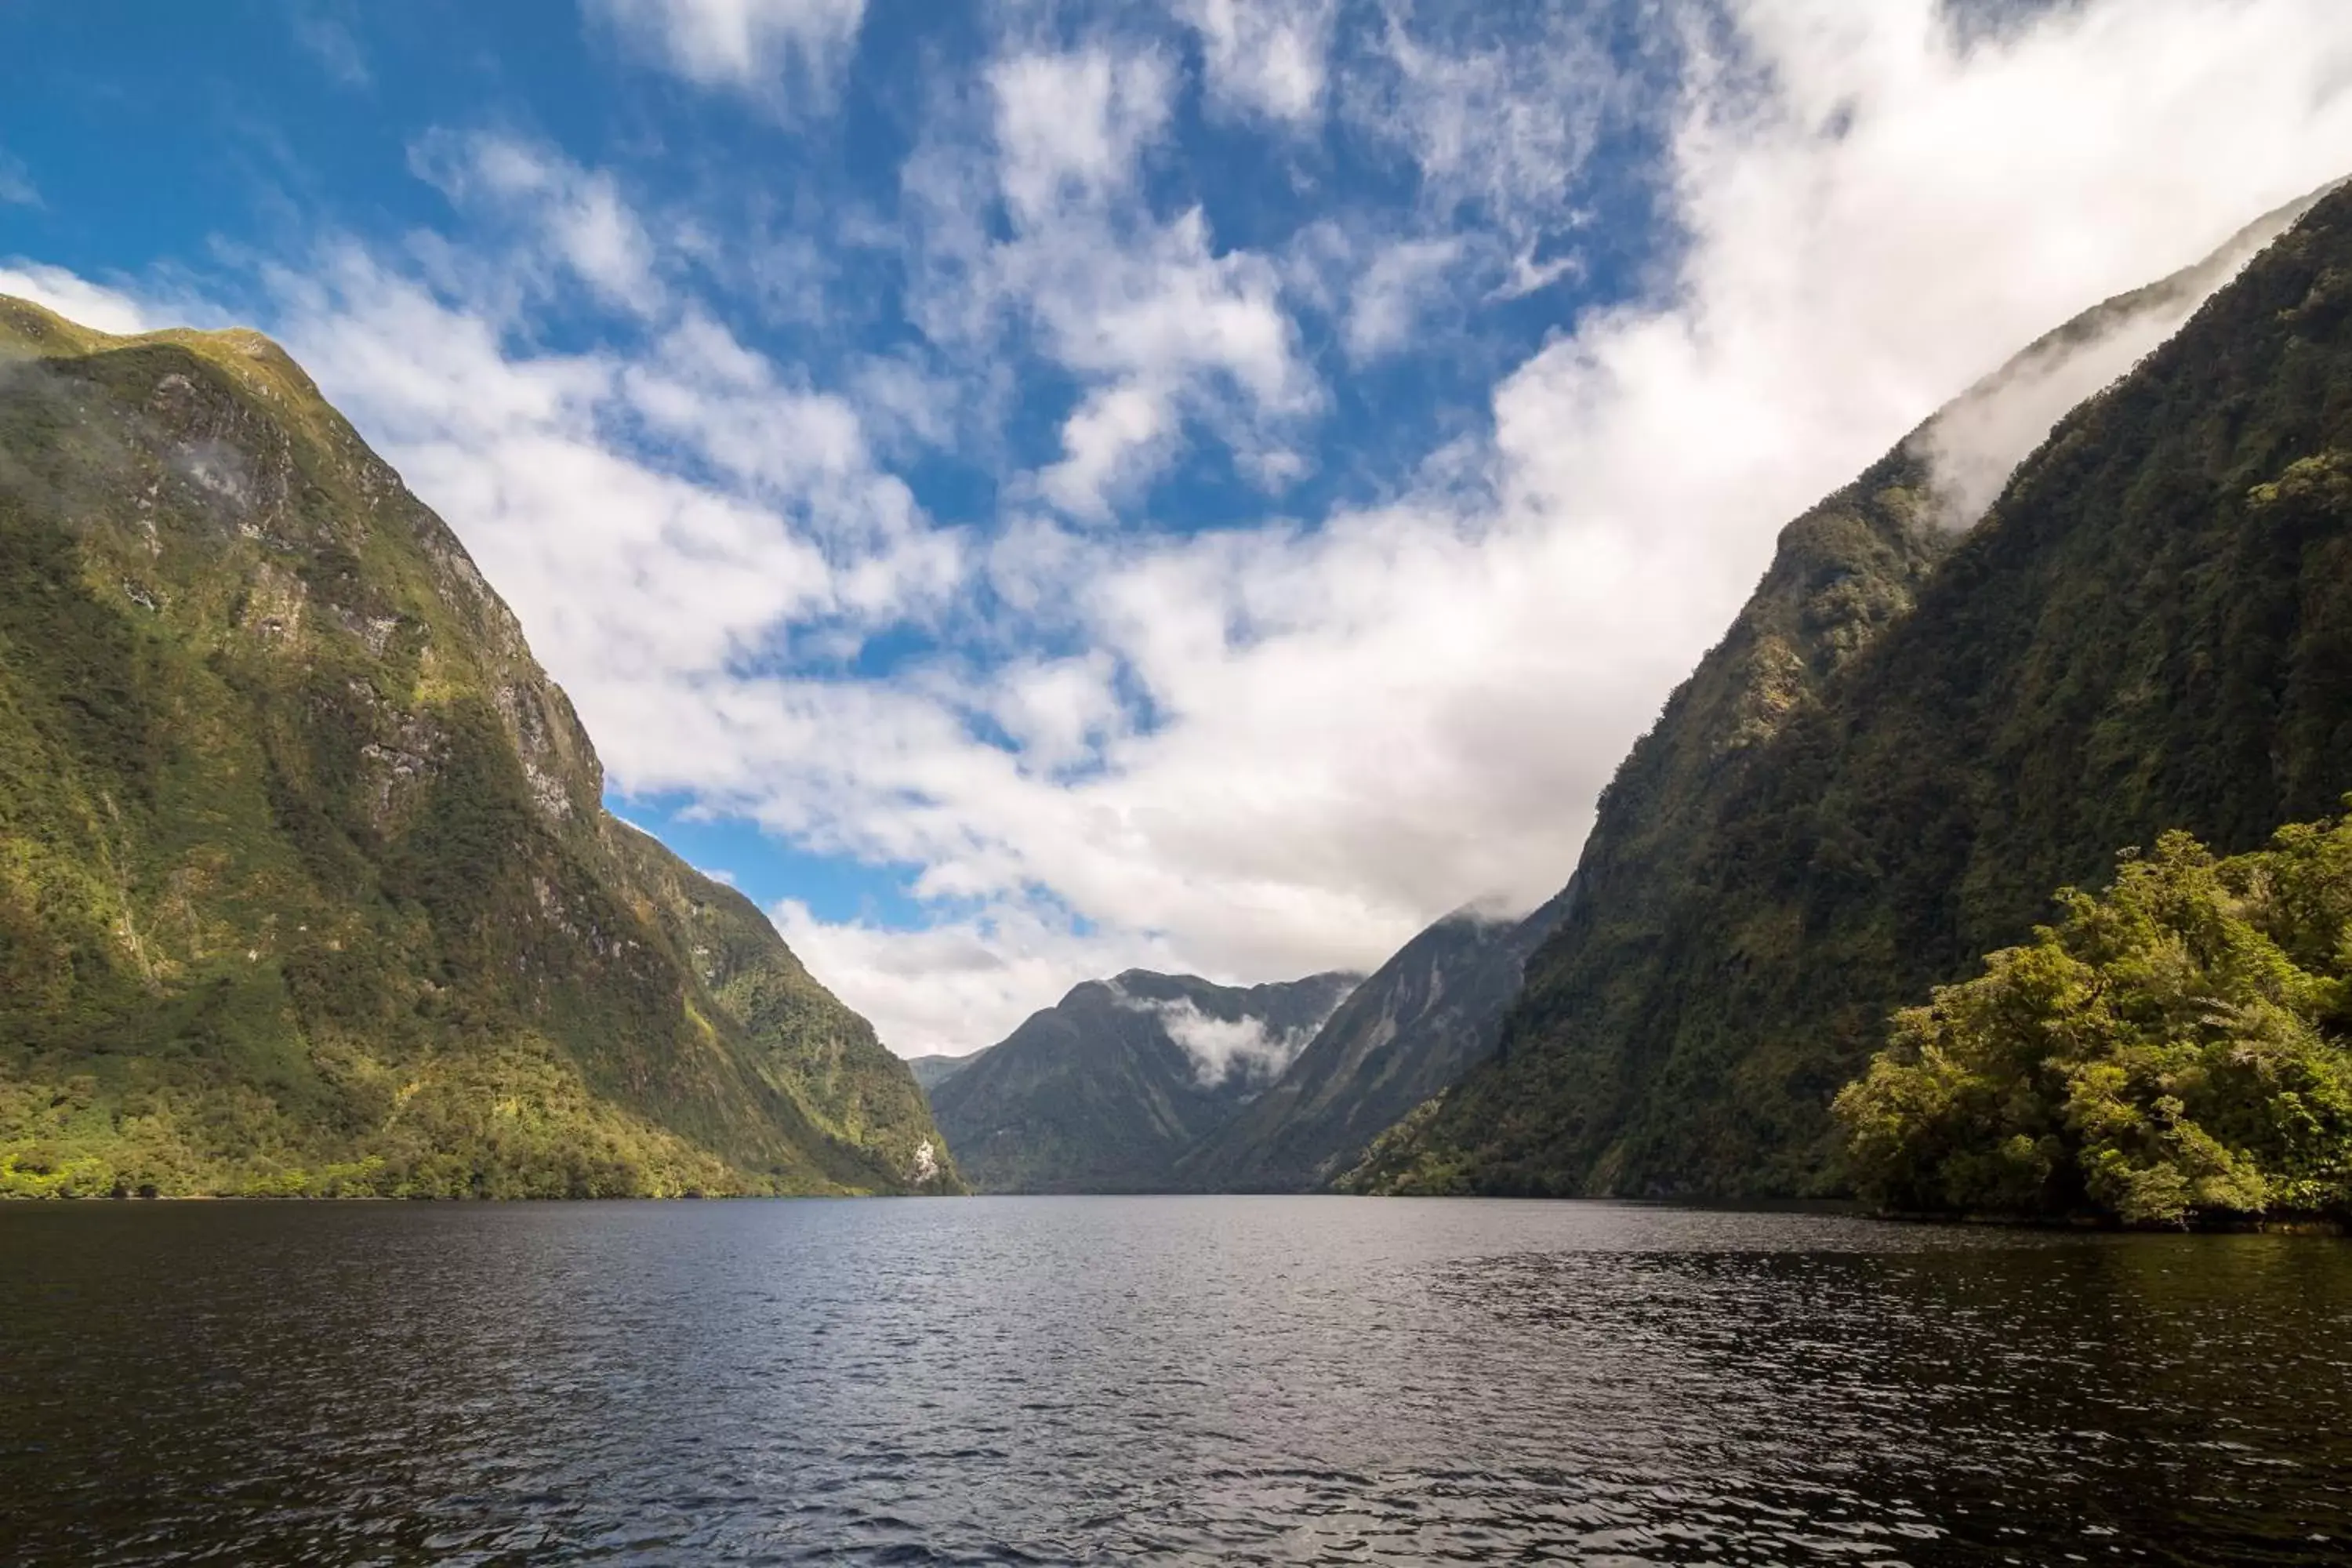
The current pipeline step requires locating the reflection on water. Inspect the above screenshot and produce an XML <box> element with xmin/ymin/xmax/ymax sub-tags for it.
<box><xmin>2</xmin><ymin>1198</ymin><xmax>2347</xmax><ymax>1563</ymax></box>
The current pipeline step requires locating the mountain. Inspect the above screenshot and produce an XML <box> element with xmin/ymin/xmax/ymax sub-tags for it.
<box><xmin>1348</xmin><ymin>180</ymin><xmax>2352</xmax><ymax>1200</ymax></box>
<box><xmin>1178</xmin><ymin>889</ymin><xmax>1573</xmax><ymax>1192</ymax></box>
<box><xmin>928</xmin><ymin>969</ymin><xmax>1359</xmax><ymax>1192</ymax></box>
<box><xmin>904</xmin><ymin>1053</ymin><xmax>977</xmax><ymax>1094</ymax></box>
<box><xmin>0</xmin><ymin>296</ymin><xmax>960</xmax><ymax>1199</ymax></box>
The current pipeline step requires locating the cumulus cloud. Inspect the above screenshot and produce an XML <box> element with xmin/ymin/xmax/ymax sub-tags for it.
<box><xmin>811</xmin><ymin>0</ymin><xmax>2352</xmax><ymax>1052</ymax></box>
<box><xmin>586</xmin><ymin>0</ymin><xmax>865</xmax><ymax>97</ymax></box>
<box><xmin>771</xmin><ymin>900</ymin><xmax>1185</xmax><ymax>1057</ymax></box>
<box><xmin>941</xmin><ymin>44</ymin><xmax>1318</xmax><ymax>519</ymax></box>
<box><xmin>989</xmin><ymin>46</ymin><xmax>1174</xmax><ymax>222</ymax></box>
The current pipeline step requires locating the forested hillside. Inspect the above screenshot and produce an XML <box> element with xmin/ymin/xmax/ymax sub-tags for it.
<box><xmin>0</xmin><ymin>297</ymin><xmax>959</xmax><ymax>1198</ymax></box>
<box><xmin>1351</xmin><ymin>183</ymin><xmax>2352</xmax><ymax>1198</ymax></box>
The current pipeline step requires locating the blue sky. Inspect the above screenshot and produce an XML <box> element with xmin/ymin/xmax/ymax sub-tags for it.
<box><xmin>6</xmin><ymin>1</ymin><xmax>2352</xmax><ymax>1054</ymax></box>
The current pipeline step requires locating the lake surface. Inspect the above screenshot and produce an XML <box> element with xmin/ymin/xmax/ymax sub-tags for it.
<box><xmin>2</xmin><ymin>1198</ymin><xmax>2348</xmax><ymax>1565</ymax></box>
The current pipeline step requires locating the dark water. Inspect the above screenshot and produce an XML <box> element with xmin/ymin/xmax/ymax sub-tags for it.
<box><xmin>2</xmin><ymin>1200</ymin><xmax>2348</xmax><ymax>1565</ymax></box>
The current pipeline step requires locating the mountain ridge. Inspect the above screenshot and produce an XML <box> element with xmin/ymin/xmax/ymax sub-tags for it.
<box><xmin>0</xmin><ymin>295</ymin><xmax>960</xmax><ymax>1197</ymax></box>
<box><xmin>1348</xmin><ymin>178</ymin><xmax>2352</xmax><ymax>1198</ymax></box>
<box><xmin>928</xmin><ymin>967</ymin><xmax>1358</xmax><ymax>1192</ymax></box>
<box><xmin>1178</xmin><ymin>889</ymin><xmax>1573</xmax><ymax>1192</ymax></box>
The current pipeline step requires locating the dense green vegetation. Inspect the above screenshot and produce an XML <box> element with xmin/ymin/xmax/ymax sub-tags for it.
<box><xmin>1837</xmin><ymin>813</ymin><xmax>2352</xmax><ymax>1227</ymax></box>
<box><xmin>0</xmin><ymin>295</ymin><xmax>959</xmax><ymax>1198</ymax></box>
<box><xmin>931</xmin><ymin>969</ymin><xmax>1357</xmax><ymax>1192</ymax></box>
<box><xmin>1351</xmin><ymin>182</ymin><xmax>2352</xmax><ymax>1199</ymax></box>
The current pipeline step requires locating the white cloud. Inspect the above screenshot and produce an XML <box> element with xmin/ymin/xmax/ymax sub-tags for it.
<box><xmin>988</xmin><ymin>47</ymin><xmax>1174</xmax><ymax>223</ymax></box>
<box><xmin>777</xmin><ymin>0</ymin><xmax>2352</xmax><ymax>1054</ymax></box>
<box><xmin>1123</xmin><ymin>993</ymin><xmax>1315</xmax><ymax>1087</ymax></box>
<box><xmin>945</xmin><ymin>46</ymin><xmax>1318</xmax><ymax>518</ymax></box>
<box><xmin>413</xmin><ymin>133</ymin><xmax>662</xmax><ymax>313</ymax></box>
<box><xmin>1179</xmin><ymin>0</ymin><xmax>1335</xmax><ymax>125</ymax></box>
<box><xmin>988</xmin><ymin>652</ymin><xmax>1124</xmax><ymax>774</ymax></box>
<box><xmin>771</xmin><ymin>900</ymin><xmax>1184</xmax><ymax>1058</ymax></box>
<box><xmin>587</xmin><ymin>0</ymin><xmax>865</xmax><ymax>96</ymax></box>
<box><xmin>0</xmin><ymin>263</ymin><xmax>153</xmax><ymax>335</ymax></box>
<box><xmin>1915</xmin><ymin>193</ymin><xmax>2324</xmax><ymax>530</ymax></box>
<box><xmin>1345</xmin><ymin>236</ymin><xmax>1463</xmax><ymax>361</ymax></box>
<box><xmin>1349</xmin><ymin>4</ymin><xmax>1632</xmax><ymax>252</ymax></box>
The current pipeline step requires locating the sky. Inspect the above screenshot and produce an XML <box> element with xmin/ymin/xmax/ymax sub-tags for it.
<box><xmin>5</xmin><ymin>1</ymin><xmax>2352</xmax><ymax>1058</ymax></box>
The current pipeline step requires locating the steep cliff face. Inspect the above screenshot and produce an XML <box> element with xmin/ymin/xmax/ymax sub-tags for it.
<box><xmin>1351</xmin><ymin>182</ymin><xmax>2352</xmax><ymax>1199</ymax></box>
<box><xmin>0</xmin><ymin>296</ymin><xmax>959</xmax><ymax>1197</ymax></box>
<box><xmin>928</xmin><ymin>969</ymin><xmax>1358</xmax><ymax>1192</ymax></box>
<box><xmin>1178</xmin><ymin>890</ymin><xmax>1571</xmax><ymax>1192</ymax></box>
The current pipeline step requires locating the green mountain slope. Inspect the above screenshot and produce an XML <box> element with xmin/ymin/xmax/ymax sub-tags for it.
<box><xmin>1350</xmin><ymin>181</ymin><xmax>2352</xmax><ymax>1199</ymax></box>
<box><xmin>0</xmin><ymin>296</ymin><xmax>960</xmax><ymax>1198</ymax></box>
<box><xmin>929</xmin><ymin>969</ymin><xmax>1358</xmax><ymax>1192</ymax></box>
<box><xmin>1178</xmin><ymin>891</ymin><xmax>1571</xmax><ymax>1192</ymax></box>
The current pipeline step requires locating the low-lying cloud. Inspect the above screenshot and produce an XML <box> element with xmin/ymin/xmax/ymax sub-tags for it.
<box><xmin>1114</xmin><ymin>989</ymin><xmax>1327</xmax><ymax>1088</ymax></box>
<box><xmin>1915</xmin><ymin>184</ymin><xmax>2336</xmax><ymax>532</ymax></box>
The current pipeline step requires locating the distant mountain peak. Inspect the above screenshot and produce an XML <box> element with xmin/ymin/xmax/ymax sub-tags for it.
<box><xmin>927</xmin><ymin>967</ymin><xmax>1360</xmax><ymax>1192</ymax></box>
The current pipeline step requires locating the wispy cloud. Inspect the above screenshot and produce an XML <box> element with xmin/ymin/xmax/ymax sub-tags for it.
<box><xmin>0</xmin><ymin>149</ymin><xmax>39</xmax><ymax>209</ymax></box>
<box><xmin>289</xmin><ymin>3</ymin><xmax>371</xmax><ymax>90</ymax></box>
<box><xmin>1345</xmin><ymin>236</ymin><xmax>1463</xmax><ymax>361</ymax></box>
<box><xmin>410</xmin><ymin>132</ymin><xmax>664</xmax><ymax>314</ymax></box>
<box><xmin>924</xmin><ymin>39</ymin><xmax>1320</xmax><ymax>519</ymax></box>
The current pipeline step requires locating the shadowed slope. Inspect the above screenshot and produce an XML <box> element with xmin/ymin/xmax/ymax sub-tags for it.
<box><xmin>1179</xmin><ymin>889</ymin><xmax>1572</xmax><ymax>1192</ymax></box>
<box><xmin>930</xmin><ymin>969</ymin><xmax>1357</xmax><ymax>1192</ymax></box>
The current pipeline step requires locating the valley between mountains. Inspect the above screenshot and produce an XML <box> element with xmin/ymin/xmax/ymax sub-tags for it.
<box><xmin>9</xmin><ymin>177</ymin><xmax>2352</xmax><ymax>1227</ymax></box>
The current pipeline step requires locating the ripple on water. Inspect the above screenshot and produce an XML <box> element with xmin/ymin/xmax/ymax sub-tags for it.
<box><xmin>2</xmin><ymin>1197</ymin><xmax>2348</xmax><ymax>1564</ymax></box>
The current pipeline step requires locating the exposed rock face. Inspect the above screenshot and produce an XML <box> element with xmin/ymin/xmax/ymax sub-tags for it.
<box><xmin>0</xmin><ymin>296</ymin><xmax>960</xmax><ymax>1197</ymax></box>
